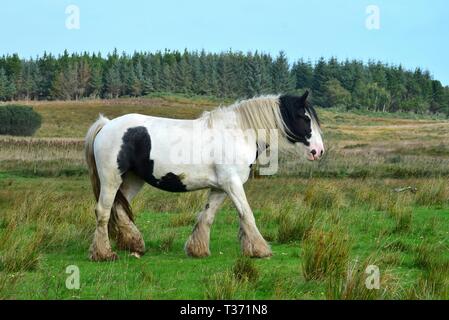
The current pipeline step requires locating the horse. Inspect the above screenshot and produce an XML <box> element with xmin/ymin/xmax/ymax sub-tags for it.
<box><xmin>84</xmin><ymin>91</ymin><xmax>324</xmax><ymax>261</ymax></box>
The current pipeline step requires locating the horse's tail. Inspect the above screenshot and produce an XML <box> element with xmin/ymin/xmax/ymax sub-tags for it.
<box><xmin>85</xmin><ymin>115</ymin><xmax>133</xmax><ymax>236</ymax></box>
<box><xmin>85</xmin><ymin>114</ymin><xmax>109</xmax><ymax>203</ymax></box>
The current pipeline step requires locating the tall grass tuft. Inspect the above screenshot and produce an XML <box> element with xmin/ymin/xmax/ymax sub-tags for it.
<box><xmin>386</xmin><ymin>202</ymin><xmax>413</xmax><ymax>233</ymax></box>
<box><xmin>303</xmin><ymin>182</ymin><xmax>345</xmax><ymax>210</ymax></box>
<box><xmin>204</xmin><ymin>271</ymin><xmax>241</xmax><ymax>300</ymax></box>
<box><xmin>301</xmin><ymin>227</ymin><xmax>350</xmax><ymax>281</ymax></box>
<box><xmin>276</xmin><ymin>204</ymin><xmax>318</xmax><ymax>244</ymax></box>
<box><xmin>0</xmin><ymin>273</ymin><xmax>22</xmax><ymax>299</ymax></box>
<box><xmin>414</xmin><ymin>243</ymin><xmax>439</xmax><ymax>270</ymax></box>
<box><xmin>0</xmin><ymin>187</ymin><xmax>92</xmax><ymax>272</ymax></box>
<box><xmin>409</xmin><ymin>242</ymin><xmax>449</xmax><ymax>299</ymax></box>
<box><xmin>415</xmin><ymin>180</ymin><xmax>448</xmax><ymax>207</ymax></box>
<box><xmin>232</xmin><ymin>256</ymin><xmax>259</xmax><ymax>283</ymax></box>
<box><xmin>169</xmin><ymin>212</ymin><xmax>196</xmax><ymax>227</ymax></box>
<box><xmin>0</xmin><ymin>228</ymin><xmax>43</xmax><ymax>272</ymax></box>
<box><xmin>326</xmin><ymin>258</ymin><xmax>400</xmax><ymax>300</ymax></box>
<box><xmin>158</xmin><ymin>231</ymin><xmax>176</xmax><ymax>253</ymax></box>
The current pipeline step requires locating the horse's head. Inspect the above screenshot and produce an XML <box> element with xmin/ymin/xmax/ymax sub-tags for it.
<box><xmin>279</xmin><ymin>91</ymin><xmax>324</xmax><ymax>161</ymax></box>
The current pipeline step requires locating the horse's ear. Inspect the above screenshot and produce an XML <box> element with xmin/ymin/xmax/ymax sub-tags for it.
<box><xmin>300</xmin><ymin>90</ymin><xmax>309</xmax><ymax>103</ymax></box>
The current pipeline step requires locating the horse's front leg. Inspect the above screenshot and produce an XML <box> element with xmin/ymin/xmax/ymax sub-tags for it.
<box><xmin>185</xmin><ymin>189</ymin><xmax>226</xmax><ymax>257</ymax></box>
<box><xmin>224</xmin><ymin>177</ymin><xmax>272</xmax><ymax>258</ymax></box>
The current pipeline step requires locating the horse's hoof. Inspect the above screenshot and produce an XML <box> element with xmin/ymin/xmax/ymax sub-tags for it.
<box><xmin>117</xmin><ymin>235</ymin><xmax>146</xmax><ymax>256</ymax></box>
<box><xmin>241</xmin><ymin>238</ymin><xmax>272</xmax><ymax>258</ymax></box>
<box><xmin>184</xmin><ymin>238</ymin><xmax>210</xmax><ymax>258</ymax></box>
<box><xmin>90</xmin><ymin>251</ymin><xmax>119</xmax><ymax>262</ymax></box>
<box><xmin>243</xmin><ymin>248</ymin><xmax>272</xmax><ymax>258</ymax></box>
<box><xmin>186</xmin><ymin>249</ymin><xmax>211</xmax><ymax>258</ymax></box>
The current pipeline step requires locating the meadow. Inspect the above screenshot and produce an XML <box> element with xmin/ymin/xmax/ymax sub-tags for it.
<box><xmin>0</xmin><ymin>94</ymin><xmax>449</xmax><ymax>299</ymax></box>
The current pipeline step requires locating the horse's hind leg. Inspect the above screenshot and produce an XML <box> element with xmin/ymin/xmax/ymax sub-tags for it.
<box><xmin>116</xmin><ymin>172</ymin><xmax>145</xmax><ymax>256</ymax></box>
<box><xmin>185</xmin><ymin>189</ymin><xmax>227</xmax><ymax>257</ymax></box>
<box><xmin>90</xmin><ymin>182</ymin><xmax>121</xmax><ymax>261</ymax></box>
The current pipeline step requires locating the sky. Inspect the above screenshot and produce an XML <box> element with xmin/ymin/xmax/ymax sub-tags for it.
<box><xmin>0</xmin><ymin>0</ymin><xmax>448</xmax><ymax>85</ymax></box>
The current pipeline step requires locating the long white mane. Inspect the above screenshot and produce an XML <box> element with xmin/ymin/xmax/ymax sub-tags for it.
<box><xmin>200</xmin><ymin>95</ymin><xmax>300</xmax><ymax>152</ymax></box>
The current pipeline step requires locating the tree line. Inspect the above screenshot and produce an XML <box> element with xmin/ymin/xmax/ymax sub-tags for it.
<box><xmin>0</xmin><ymin>49</ymin><xmax>448</xmax><ymax>114</ymax></box>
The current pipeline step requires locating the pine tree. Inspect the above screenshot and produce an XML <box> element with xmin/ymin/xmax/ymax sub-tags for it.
<box><xmin>88</xmin><ymin>64</ymin><xmax>103</xmax><ymax>98</ymax></box>
<box><xmin>258</xmin><ymin>53</ymin><xmax>273</xmax><ymax>94</ymax></box>
<box><xmin>0</xmin><ymin>68</ymin><xmax>8</xmax><ymax>100</ymax></box>
<box><xmin>76</xmin><ymin>59</ymin><xmax>91</xmax><ymax>99</ymax></box>
<box><xmin>37</xmin><ymin>52</ymin><xmax>57</xmax><ymax>99</ymax></box>
<box><xmin>18</xmin><ymin>61</ymin><xmax>38</xmax><ymax>100</ymax></box>
<box><xmin>217</xmin><ymin>54</ymin><xmax>234</xmax><ymax>97</ymax></box>
<box><xmin>292</xmin><ymin>59</ymin><xmax>313</xmax><ymax>90</ymax></box>
<box><xmin>272</xmin><ymin>51</ymin><xmax>293</xmax><ymax>93</ymax></box>
<box><xmin>312</xmin><ymin>58</ymin><xmax>331</xmax><ymax>106</ymax></box>
<box><xmin>104</xmin><ymin>61</ymin><xmax>121</xmax><ymax>98</ymax></box>
<box><xmin>160</xmin><ymin>63</ymin><xmax>174</xmax><ymax>92</ymax></box>
<box><xmin>243</xmin><ymin>54</ymin><xmax>262</xmax><ymax>97</ymax></box>
<box><xmin>51</xmin><ymin>63</ymin><xmax>78</xmax><ymax>100</ymax></box>
<box><xmin>175</xmin><ymin>55</ymin><xmax>192</xmax><ymax>93</ymax></box>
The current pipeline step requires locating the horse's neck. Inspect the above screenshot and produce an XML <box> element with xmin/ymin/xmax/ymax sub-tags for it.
<box><xmin>203</xmin><ymin>96</ymin><xmax>280</xmax><ymax>133</ymax></box>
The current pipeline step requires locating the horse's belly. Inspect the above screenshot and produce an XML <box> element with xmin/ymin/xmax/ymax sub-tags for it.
<box><xmin>150</xmin><ymin>163</ymin><xmax>217</xmax><ymax>192</ymax></box>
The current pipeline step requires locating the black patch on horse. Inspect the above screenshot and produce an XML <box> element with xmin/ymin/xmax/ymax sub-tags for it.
<box><xmin>279</xmin><ymin>92</ymin><xmax>319</xmax><ymax>146</ymax></box>
<box><xmin>117</xmin><ymin>126</ymin><xmax>187</xmax><ymax>192</ymax></box>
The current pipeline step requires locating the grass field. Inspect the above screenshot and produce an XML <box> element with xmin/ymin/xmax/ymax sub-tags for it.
<box><xmin>1</xmin><ymin>94</ymin><xmax>449</xmax><ymax>299</ymax></box>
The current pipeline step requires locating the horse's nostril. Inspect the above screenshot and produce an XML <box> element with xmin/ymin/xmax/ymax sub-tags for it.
<box><xmin>311</xmin><ymin>149</ymin><xmax>317</xmax><ymax>156</ymax></box>
<box><xmin>320</xmin><ymin>150</ymin><xmax>324</xmax><ymax>156</ymax></box>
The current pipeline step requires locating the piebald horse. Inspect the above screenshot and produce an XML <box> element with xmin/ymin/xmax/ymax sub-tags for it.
<box><xmin>85</xmin><ymin>91</ymin><xmax>324</xmax><ymax>261</ymax></box>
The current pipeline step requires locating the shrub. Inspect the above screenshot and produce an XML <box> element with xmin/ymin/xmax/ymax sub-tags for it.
<box><xmin>0</xmin><ymin>105</ymin><xmax>42</xmax><ymax>136</ymax></box>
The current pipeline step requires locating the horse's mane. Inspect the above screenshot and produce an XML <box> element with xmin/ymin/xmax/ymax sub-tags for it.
<box><xmin>201</xmin><ymin>95</ymin><xmax>318</xmax><ymax>152</ymax></box>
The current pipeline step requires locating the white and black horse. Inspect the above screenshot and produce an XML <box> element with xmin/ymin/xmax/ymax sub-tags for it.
<box><xmin>85</xmin><ymin>91</ymin><xmax>324</xmax><ymax>261</ymax></box>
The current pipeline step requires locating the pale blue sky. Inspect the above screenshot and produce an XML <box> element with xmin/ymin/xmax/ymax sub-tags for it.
<box><xmin>0</xmin><ymin>0</ymin><xmax>448</xmax><ymax>84</ymax></box>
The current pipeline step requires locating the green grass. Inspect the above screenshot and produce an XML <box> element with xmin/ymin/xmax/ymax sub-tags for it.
<box><xmin>0</xmin><ymin>175</ymin><xmax>448</xmax><ymax>299</ymax></box>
